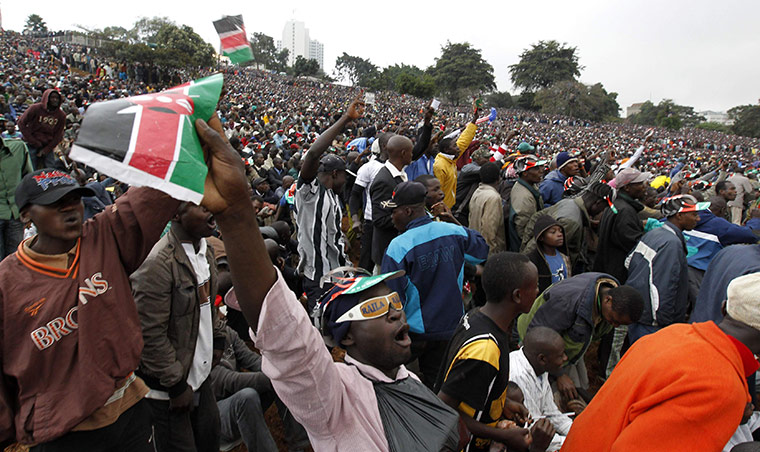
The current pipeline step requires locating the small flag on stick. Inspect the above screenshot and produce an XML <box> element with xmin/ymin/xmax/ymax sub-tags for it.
<box><xmin>213</xmin><ymin>15</ymin><xmax>254</xmax><ymax>64</ymax></box>
<box><xmin>69</xmin><ymin>73</ymin><xmax>224</xmax><ymax>204</ymax></box>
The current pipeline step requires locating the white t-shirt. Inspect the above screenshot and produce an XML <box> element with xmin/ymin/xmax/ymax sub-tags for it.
<box><xmin>145</xmin><ymin>239</ymin><xmax>213</xmax><ymax>400</ymax></box>
<box><xmin>354</xmin><ymin>158</ymin><xmax>384</xmax><ymax>221</ymax></box>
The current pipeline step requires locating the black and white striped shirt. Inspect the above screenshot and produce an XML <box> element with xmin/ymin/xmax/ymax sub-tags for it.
<box><xmin>295</xmin><ymin>177</ymin><xmax>347</xmax><ymax>281</ymax></box>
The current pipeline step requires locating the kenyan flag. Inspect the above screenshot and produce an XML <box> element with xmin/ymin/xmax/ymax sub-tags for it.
<box><xmin>69</xmin><ymin>73</ymin><xmax>224</xmax><ymax>204</ymax></box>
<box><xmin>213</xmin><ymin>15</ymin><xmax>254</xmax><ymax>64</ymax></box>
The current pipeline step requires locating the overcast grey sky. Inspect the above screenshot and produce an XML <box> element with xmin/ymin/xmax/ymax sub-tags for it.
<box><xmin>3</xmin><ymin>0</ymin><xmax>758</xmax><ymax>115</ymax></box>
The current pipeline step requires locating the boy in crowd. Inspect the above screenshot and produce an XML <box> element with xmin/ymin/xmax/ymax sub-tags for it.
<box><xmin>436</xmin><ymin>252</ymin><xmax>555</xmax><ymax>452</ymax></box>
<box><xmin>509</xmin><ymin>327</ymin><xmax>573</xmax><ymax>451</ymax></box>
<box><xmin>526</xmin><ymin>215</ymin><xmax>571</xmax><ymax>295</ymax></box>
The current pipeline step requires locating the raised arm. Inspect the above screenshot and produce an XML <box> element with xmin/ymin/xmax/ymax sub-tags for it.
<box><xmin>299</xmin><ymin>93</ymin><xmax>365</xmax><ymax>184</ymax></box>
<box><xmin>412</xmin><ymin>104</ymin><xmax>435</xmax><ymax>161</ymax></box>
<box><xmin>195</xmin><ymin>118</ymin><xmax>274</xmax><ymax>328</ymax></box>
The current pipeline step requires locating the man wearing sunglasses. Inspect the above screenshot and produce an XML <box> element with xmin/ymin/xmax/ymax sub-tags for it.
<box><xmin>195</xmin><ymin>111</ymin><xmax>462</xmax><ymax>451</ymax></box>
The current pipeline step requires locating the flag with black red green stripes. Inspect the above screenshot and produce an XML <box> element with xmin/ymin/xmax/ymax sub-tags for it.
<box><xmin>69</xmin><ymin>73</ymin><xmax>224</xmax><ymax>204</ymax></box>
<box><xmin>213</xmin><ymin>15</ymin><xmax>254</xmax><ymax>64</ymax></box>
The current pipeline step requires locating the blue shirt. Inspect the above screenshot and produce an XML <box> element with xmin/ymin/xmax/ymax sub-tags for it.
<box><xmin>381</xmin><ymin>216</ymin><xmax>489</xmax><ymax>340</ymax></box>
<box><xmin>544</xmin><ymin>252</ymin><xmax>567</xmax><ymax>284</ymax></box>
<box><xmin>406</xmin><ymin>155</ymin><xmax>434</xmax><ymax>181</ymax></box>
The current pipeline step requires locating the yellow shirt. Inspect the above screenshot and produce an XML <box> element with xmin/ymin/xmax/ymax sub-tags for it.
<box><xmin>433</xmin><ymin>123</ymin><xmax>477</xmax><ymax>208</ymax></box>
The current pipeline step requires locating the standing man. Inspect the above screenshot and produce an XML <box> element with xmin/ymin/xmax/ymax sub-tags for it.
<box><xmin>468</xmin><ymin>162</ymin><xmax>506</xmax><ymax>256</ymax></box>
<box><xmin>0</xmin><ymin>136</ymin><xmax>33</xmax><ymax>259</ymax></box>
<box><xmin>540</xmin><ymin>152</ymin><xmax>580</xmax><ymax>207</ymax></box>
<box><xmin>370</xmin><ymin>135</ymin><xmax>413</xmax><ymax>268</ymax></box>
<box><xmin>381</xmin><ymin>181</ymin><xmax>489</xmax><ymax>386</ymax></box>
<box><xmin>728</xmin><ymin>165</ymin><xmax>756</xmax><ymax>225</ymax></box>
<box><xmin>0</xmin><ymin>171</ymin><xmax>182</xmax><ymax>450</ymax></box>
<box><xmin>434</xmin><ymin>101</ymin><xmax>479</xmax><ymax>208</ymax></box>
<box><xmin>593</xmin><ymin>168</ymin><xmax>650</xmax><ymax>283</ymax></box>
<box><xmin>295</xmin><ymin>96</ymin><xmax>363</xmax><ymax>312</ymax></box>
<box><xmin>625</xmin><ymin>194</ymin><xmax>709</xmax><ymax>343</ymax></box>
<box><xmin>509</xmin><ymin>155</ymin><xmax>547</xmax><ymax>252</ymax></box>
<box><xmin>350</xmin><ymin>133</ymin><xmax>391</xmax><ymax>271</ymax></box>
<box><xmin>132</xmin><ymin>202</ymin><xmax>222</xmax><ymax>452</ymax></box>
<box><xmin>17</xmin><ymin>89</ymin><xmax>66</xmax><ymax>170</ymax></box>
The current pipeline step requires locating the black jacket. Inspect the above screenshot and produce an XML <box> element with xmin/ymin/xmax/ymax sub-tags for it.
<box><xmin>370</xmin><ymin>165</ymin><xmax>405</xmax><ymax>264</ymax></box>
<box><xmin>592</xmin><ymin>192</ymin><xmax>644</xmax><ymax>283</ymax></box>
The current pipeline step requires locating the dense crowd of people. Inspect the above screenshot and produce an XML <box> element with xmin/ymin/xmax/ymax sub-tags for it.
<box><xmin>3</xmin><ymin>28</ymin><xmax>760</xmax><ymax>452</ymax></box>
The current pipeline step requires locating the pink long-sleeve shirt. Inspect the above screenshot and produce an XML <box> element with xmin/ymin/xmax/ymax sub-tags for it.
<box><xmin>251</xmin><ymin>270</ymin><xmax>418</xmax><ymax>451</ymax></box>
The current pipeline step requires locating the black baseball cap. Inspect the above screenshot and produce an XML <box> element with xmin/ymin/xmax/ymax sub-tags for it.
<box><xmin>15</xmin><ymin>169</ymin><xmax>95</xmax><ymax>211</ymax></box>
<box><xmin>381</xmin><ymin>181</ymin><xmax>427</xmax><ymax>209</ymax></box>
<box><xmin>318</xmin><ymin>154</ymin><xmax>346</xmax><ymax>173</ymax></box>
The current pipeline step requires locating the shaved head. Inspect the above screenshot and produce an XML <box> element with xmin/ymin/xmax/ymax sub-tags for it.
<box><xmin>524</xmin><ymin>326</ymin><xmax>564</xmax><ymax>357</ymax></box>
<box><xmin>263</xmin><ymin>238</ymin><xmax>280</xmax><ymax>264</ymax></box>
<box><xmin>386</xmin><ymin>135</ymin><xmax>413</xmax><ymax>160</ymax></box>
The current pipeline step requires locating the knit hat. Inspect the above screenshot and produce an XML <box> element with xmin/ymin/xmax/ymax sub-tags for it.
<box><xmin>726</xmin><ymin>273</ymin><xmax>760</xmax><ymax>332</ymax></box>
<box><xmin>534</xmin><ymin>215</ymin><xmax>562</xmax><ymax>241</ymax></box>
<box><xmin>556</xmin><ymin>151</ymin><xmax>579</xmax><ymax>170</ymax></box>
<box><xmin>659</xmin><ymin>194</ymin><xmax>710</xmax><ymax>218</ymax></box>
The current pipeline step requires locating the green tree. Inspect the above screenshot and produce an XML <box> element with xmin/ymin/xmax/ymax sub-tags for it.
<box><xmin>486</xmin><ymin>91</ymin><xmax>514</xmax><ymax>109</ymax></box>
<box><xmin>509</xmin><ymin>40</ymin><xmax>582</xmax><ymax>92</ymax></box>
<box><xmin>271</xmin><ymin>49</ymin><xmax>289</xmax><ymax>73</ymax></box>
<box><xmin>249</xmin><ymin>32</ymin><xmax>277</xmax><ymax>69</ymax></box>
<box><xmin>628</xmin><ymin>99</ymin><xmax>704</xmax><ymax>130</ymax></box>
<box><xmin>293</xmin><ymin>56</ymin><xmax>320</xmax><ymax>77</ymax></box>
<box><xmin>430</xmin><ymin>42</ymin><xmax>495</xmax><ymax>104</ymax></box>
<box><xmin>334</xmin><ymin>53</ymin><xmax>379</xmax><ymax>86</ymax></box>
<box><xmin>516</xmin><ymin>91</ymin><xmax>538</xmax><ymax>111</ymax></box>
<box><xmin>695</xmin><ymin>122</ymin><xmax>732</xmax><ymax>133</ymax></box>
<box><xmin>534</xmin><ymin>81</ymin><xmax>619</xmax><ymax>121</ymax></box>
<box><xmin>25</xmin><ymin>14</ymin><xmax>48</xmax><ymax>35</ymax></box>
<box><xmin>131</xmin><ymin>16</ymin><xmax>174</xmax><ymax>44</ymax></box>
<box><xmin>729</xmin><ymin>105</ymin><xmax>760</xmax><ymax>138</ymax></box>
<box><xmin>153</xmin><ymin>24</ymin><xmax>215</xmax><ymax>67</ymax></box>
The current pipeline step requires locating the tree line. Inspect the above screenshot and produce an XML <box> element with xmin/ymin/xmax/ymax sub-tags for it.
<box><xmin>22</xmin><ymin>13</ymin><xmax>760</xmax><ymax>138</ymax></box>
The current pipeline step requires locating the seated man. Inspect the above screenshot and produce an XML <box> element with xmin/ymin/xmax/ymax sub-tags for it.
<box><xmin>210</xmin><ymin>325</ymin><xmax>308</xmax><ymax>452</ymax></box>
<box><xmin>436</xmin><ymin>252</ymin><xmax>555</xmax><ymax>452</ymax></box>
<box><xmin>517</xmin><ymin>273</ymin><xmax>644</xmax><ymax>404</ymax></box>
<box><xmin>194</xmin><ymin>104</ymin><xmax>463</xmax><ymax>451</ymax></box>
<box><xmin>509</xmin><ymin>327</ymin><xmax>573</xmax><ymax>451</ymax></box>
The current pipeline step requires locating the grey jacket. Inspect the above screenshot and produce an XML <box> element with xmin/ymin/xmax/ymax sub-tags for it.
<box><xmin>210</xmin><ymin>326</ymin><xmax>272</xmax><ymax>400</ymax></box>
<box><xmin>132</xmin><ymin>229</ymin><xmax>221</xmax><ymax>397</ymax></box>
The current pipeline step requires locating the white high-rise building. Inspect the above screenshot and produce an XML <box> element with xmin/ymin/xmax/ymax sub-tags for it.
<box><xmin>309</xmin><ymin>40</ymin><xmax>324</xmax><ymax>70</ymax></box>
<box><xmin>278</xmin><ymin>20</ymin><xmax>324</xmax><ymax>70</ymax></box>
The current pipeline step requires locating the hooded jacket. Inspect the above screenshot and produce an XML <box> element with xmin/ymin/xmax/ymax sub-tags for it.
<box><xmin>593</xmin><ymin>191</ymin><xmax>645</xmax><ymax>282</ymax></box>
<box><xmin>522</xmin><ymin>197</ymin><xmax>591</xmax><ymax>273</ymax></box>
<box><xmin>509</xmin><ymin>178</ymin><xmax>543</xmax><ymax>252</ymax></box>
<box><xmin>17</xmin><ymin>89</ymin><xmax>66</xmax><ymax>155</ymax></box>
<box><xmin>526</xmin><ymin>216</ymin><xmax>572</xmax><ymax>294</ymax></box>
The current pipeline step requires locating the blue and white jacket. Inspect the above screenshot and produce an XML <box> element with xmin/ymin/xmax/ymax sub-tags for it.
<box><xmin>539</xmin><ymin>169</ymin><xmax>567</xmax><ymax>207</ymax></box>
<box><xmin>625</xmin><ymin>222</ymin><xmax>689</xmax><ymax>328</ymax></box>
<box><xmin>381</xmin><ymin>216</ymin><xmax>489</xmax><ymax>340</ymax></box>
<box><xmin>683</xmin><ymin>210</ymin><xmax>757</xmax><ymax>271</ymax></box>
